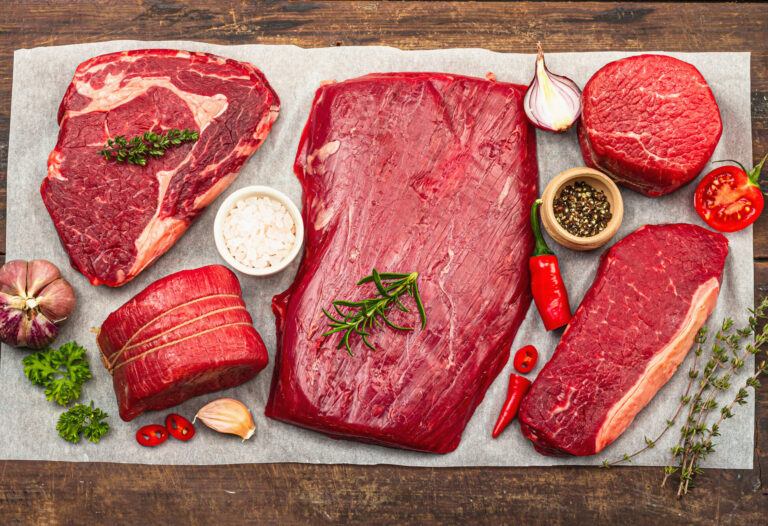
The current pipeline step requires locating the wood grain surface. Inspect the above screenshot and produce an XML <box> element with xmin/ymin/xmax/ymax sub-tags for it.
<box><xmin>1</xmin><ymin>2</ymin><xmax>766</xmax><ymax>524</ymax></box>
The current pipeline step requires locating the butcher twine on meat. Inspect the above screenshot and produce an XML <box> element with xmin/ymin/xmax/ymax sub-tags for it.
<box><xmin>519</xmin><ymin>224</ymin><xmax>728</xmax><ymax>456</ymax></box>
<box><xmin>42</xmin><ymin>49</ymin><xmax>280</xmax><ymax>287</ymax></box>
<box><xmin>98</xmin><ymin>265</ymin><xmax>269</xmax><ymax>421</ymax></box>
<box><xmin>266</xmin><ymin>72</ymin><xmax>538</xmax><ymax>453</ymax></box>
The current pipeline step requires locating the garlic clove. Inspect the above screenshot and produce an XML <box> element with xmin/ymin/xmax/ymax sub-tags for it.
<box><xmin>18</xmin><ymin>312</ymin><xmax>58</xmax><ymax>350</ymax></box>
<box><xmin>0</xmin><ymin>290</ymin><xmax>26</xmax><ymax>311</ymax></box>
<box><xmin>0</xmin><ymin>306</ymin><xmax>24</xmax><ymax>347</ymax></box>
<box><xmin>37</xmin><ymin>279</ymin><xmax>76</xmax><ymax>323</ymax></box>
<box><xmin>26</xmin><ymin>260</ymin><xmax>62</xmax><ymax>297</ymax></box>
<box><xmin>0</xmin><ymin>260</ymin><xmax>28</xmax><ymax>296</ymax></box>
<box><xmin>194</xmin><ymin>398</ymin><xmax>255</xmax><ymax>441</ymax></box>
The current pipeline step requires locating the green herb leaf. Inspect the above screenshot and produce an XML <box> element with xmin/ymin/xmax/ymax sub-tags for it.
<box><xmin>321</xmin><ymin>270</ymin><xmax>426</xmax><ymax>356</ymax></box>
<box><xmin>100</xmin><ymin>127</ymin><xmax>199</xmax><ymax>166</ymax></box>
<box><xmin>56</xmin><ymin>401</ymin><xmax>109</xmax><ymax>444</ymax></box>
<box><xmin>22</xmin><ymin>341</ymin><xmax>91</xmax><ymax>406</ymax></box>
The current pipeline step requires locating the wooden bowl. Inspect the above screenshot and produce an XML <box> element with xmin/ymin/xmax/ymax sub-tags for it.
<box><xmin>540</xmin><ymin>167</ymin><xmax>623</xmax><ymax>251</ymax></box>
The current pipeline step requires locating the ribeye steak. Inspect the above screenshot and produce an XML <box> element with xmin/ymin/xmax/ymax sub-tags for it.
<box><xmin>42</xmin><ymin>49</ymin><xmax>280</xmax><ymax>287</ymax></box>
<box><xmin>266</xmin><ymin>72</ymin><xmax>538</xmax><ymax>453</ymax></box>
<box><xmin>578</xmin><ymin>55</ymin><xmax>722</xmax><ymax>197</ymax></box>
<box><xmin>98</xmin><ymin>265</ymin><xmax>269</xmax><ymax>421</ymax></box>
<box><xmin>519</xmin><ymin>224</ymin><xmax>728</xmax><ymax>456</ymax></box>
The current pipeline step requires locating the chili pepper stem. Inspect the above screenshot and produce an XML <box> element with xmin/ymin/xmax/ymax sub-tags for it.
<box><xmin>531</xmin><ymin>199</ymin><xmax>554</xmax><ymax>257</ymax></box>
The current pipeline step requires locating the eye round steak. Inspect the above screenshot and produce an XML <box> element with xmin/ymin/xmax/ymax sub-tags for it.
<box><xmin>578</xmin><ymin>54</ymin><xmax>722</xmax><ymax>197</ymax></box>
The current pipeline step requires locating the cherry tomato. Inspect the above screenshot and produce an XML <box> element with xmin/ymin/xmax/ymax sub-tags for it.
<box><xmin>165</xmin><ymin>413</ymin><xmax>196</xmax><ymax>441</ymax></box>
<box><xmin>513</xmin><ymin>345</ymin><xmax>538</xmax><ymax>374</ymax></box>
<box><xmin>136</xmin><ymin>424</ymin><xmax>168</xmax><ymax>447</ymax></box>
<box><xmin>694</xmin><ymin>154</ymin><xmax>767</xmax><ymax>233</ymax></box>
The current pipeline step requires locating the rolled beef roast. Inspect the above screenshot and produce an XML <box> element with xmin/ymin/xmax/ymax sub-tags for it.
<box><xmin>98</xmin><ymin>265</ymin><xmax>269</xmax><ymax>421</ymax></box>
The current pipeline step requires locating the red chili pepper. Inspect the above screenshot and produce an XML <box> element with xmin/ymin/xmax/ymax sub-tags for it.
<box><xmin>529</xmin><ymin>199</ymin><xmax>572</xmax><ymax>331</ymax></box>
<box><xmin>136</xmin><ymin>424</ymin><xmax>168</xmax><ymax>447</ymax></box>
<box><xmin>165</xmin><ymin>413</ymin><xmax>196</xmax><ymax>441</ymax></box>
<box><xmin>513</xmin><ymin>345</ymin><xmax>538</xmax><ymax>374</ymax></box>
<box><xmin>492</xmin><ymin>373</ymin><xmax>532</xmax><ymax>438</ymax></box>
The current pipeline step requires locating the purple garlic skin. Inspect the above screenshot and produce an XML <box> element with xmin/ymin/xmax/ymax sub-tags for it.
<box><xmin>0</xmin><ymin>260</ymin><xmax>76</xmax><ymax>349</ymax></box>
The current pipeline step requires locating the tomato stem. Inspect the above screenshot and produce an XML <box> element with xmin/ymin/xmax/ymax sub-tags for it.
<box><xmin>748</xmin><ymin>153</ymin><xmax>768</xmax><ymax>186</ymax></box>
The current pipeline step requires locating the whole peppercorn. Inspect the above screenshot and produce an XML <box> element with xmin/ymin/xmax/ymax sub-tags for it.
<box><xmin>553</xmin><ymin>181</ymin><xmax>612</xmax><ymax>237</ymax></box>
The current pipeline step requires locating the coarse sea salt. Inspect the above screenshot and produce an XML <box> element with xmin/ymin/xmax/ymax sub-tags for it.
<box><xmin>222</xmin><ymin>196</ymin><xmax>296</xmax><ymax>269</ymax></box>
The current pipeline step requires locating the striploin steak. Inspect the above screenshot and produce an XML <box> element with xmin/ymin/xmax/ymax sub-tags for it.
<box><xmin>266</xmin><ymin>72</ymin><xmax>538</xmax><ymax>453</ymax></box>
<box><xmin>519</xmin><ymin>224</ymin><xmax>728</xmax><ymax>456</ymax></box>
<box><xmin>42</xmin><ymin>49</ymin><xmax>280</xmax><ymax>287</ymax></box>
<box><xmin>578</xmin><ymin>55</ymin><xmax>722</xmax><ymax>197</ymax></box>
<box><xmin>97</xmin><ymin>265</ymin><xmax>269</xmax><ymax>421</ymax></box>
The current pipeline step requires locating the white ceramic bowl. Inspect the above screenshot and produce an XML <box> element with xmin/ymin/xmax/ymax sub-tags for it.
<box><xmin>213</xmin><ymin>185</ymin><xmax>304</xmax><ymax>277</ymax></box>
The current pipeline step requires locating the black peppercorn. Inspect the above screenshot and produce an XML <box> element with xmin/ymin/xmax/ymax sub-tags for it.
<box><xmin>553</xmin><ymin>181</ymin><xmax>612</xmax><ymax>237</ymax></box>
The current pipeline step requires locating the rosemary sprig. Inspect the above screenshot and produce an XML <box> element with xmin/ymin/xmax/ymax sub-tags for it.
<box><xmin>99</xmin><ymin>128</ymin><xmax>199</xmax><ymax>166</ymax></box>
<box><xmin>321</xmin><ymin>269</ymin><xmax>427</xmax><ymax>356</ymax></box>
<box><xmin>603</xmin><ymin>296</ymin><xmax>768</xmax><ymax>499</ymax></box>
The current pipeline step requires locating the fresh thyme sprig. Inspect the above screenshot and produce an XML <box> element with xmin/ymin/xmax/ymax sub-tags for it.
<box><xmin>99</xmin><ymin>128</ymin><xmax>199</xmax><ymax>166</ymax></box>
<box><xmin>321</xmin><ymin>269</ymin><xmax>427</xmax><ymax>356</ymax></box>
<box><xmin>602</xmin><ymin>296</ymin><xmax>768</xmax><ymax>499</ymax></box>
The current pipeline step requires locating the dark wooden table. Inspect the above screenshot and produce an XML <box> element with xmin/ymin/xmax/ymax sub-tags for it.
<box><xmin>1</xmin><ymin>2</ymin><xmax>766</xmax><ymax>524</ymax></box>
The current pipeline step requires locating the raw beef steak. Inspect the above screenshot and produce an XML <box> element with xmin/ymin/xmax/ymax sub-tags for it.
<box><xmin>266</xmin><ymin>72</ymin><xmax>538</xmax><ymax>453</ymax></box>
<box><xmin>42</xmin><ymin>49</ymin><xmax>280</xmax><ymax>287</ymax></box>
<box><xmin>97</xmin><ymin>265</ymin><xmax>268</xmax><ymax>421</ymax></box>
<box><xmin>578</xmin><ymin>55</ymin><xmax>722</xmax><ymax>197</ymax></box>
<box><xmin>519</xmin><ymin>224</ymin><xmax>728</xmax><ymax>456</ymax></box>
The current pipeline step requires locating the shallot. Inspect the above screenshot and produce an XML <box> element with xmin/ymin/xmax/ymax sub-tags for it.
<box><xmin>0</xmin><ymin>260</ymin><xmax>76</xmax><ymax>349</ymax></box>
<box><xmin>523</xmin><ymin>43</ymin><xmax>582</xmax><ymax>132</ymax></box>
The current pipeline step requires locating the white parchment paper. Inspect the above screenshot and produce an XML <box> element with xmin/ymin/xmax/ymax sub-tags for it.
<box><xmin>0</xmin><ymin>42</ymin><xmax>753</xmax><ymax>467</ymax></box>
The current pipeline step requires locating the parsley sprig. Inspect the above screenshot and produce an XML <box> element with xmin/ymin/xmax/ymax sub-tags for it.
<box><xmin>322</xmin><ymin>269</ymin><xmax>427</xmax><ymax>356</ymax></box>
<box><xmin>99</xmin><ymin>128</ymin><xmax>199</xmax><ymax>166</ymax></box>
<box><xmin>22</xmin><ymin>341</ymin><xmax>91</xmax><ymax>406</ymax></box>
<box><xmin>56</xmin><ymin>401</ymin><xmax>110</xmax><ymax>444</ymax></box>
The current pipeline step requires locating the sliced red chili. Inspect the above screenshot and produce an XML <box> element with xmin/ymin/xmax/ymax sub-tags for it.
<box><xmin>165</xmin><ymin>413</ymin><xmax>196</xmax><ymax>441</ymax></box>
<box><xmin>136</xmin><ymin>424</ymin><xmax>168</xmax><ymax>447</ymax></box>
<box><xmin>513</xmin><ymin>345</ymin><xmax>538</xmax><ymax>374</ymax></box>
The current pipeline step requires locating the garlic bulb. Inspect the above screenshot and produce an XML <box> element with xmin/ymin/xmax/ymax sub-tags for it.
<box><xmin>0</xmin><ymin>260</ymin><xmax>76</xmax><ymax>349</ymax></box>
<box><xmin>194</xmin><ymin>398</ymin><xmax>255</xmax><ymax>441</ymax></box>
<box><xmin>523</xmin><ymin>43</ymin><xmax>583</xmax><ymax>132</ymax></box>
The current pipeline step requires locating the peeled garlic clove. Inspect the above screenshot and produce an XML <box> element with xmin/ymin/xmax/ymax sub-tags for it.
<box><xmin>0</xmin><ymin>260</ymin><xmax>28</xmax><ymax>296</ymax></box>
<box><xmin>37</xmin><ymin>279</ymin><xmax>76</xmax><ymax>323</ymax></box>
<box><xmin>194</xmin><ymin>398</ymin><xmax>255</xmax><ymax>441</ymax></box>
<box><xmin>26</xmin><ymin>260</ymin><xmax>62</xmax><ymax>297</ymax></box>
